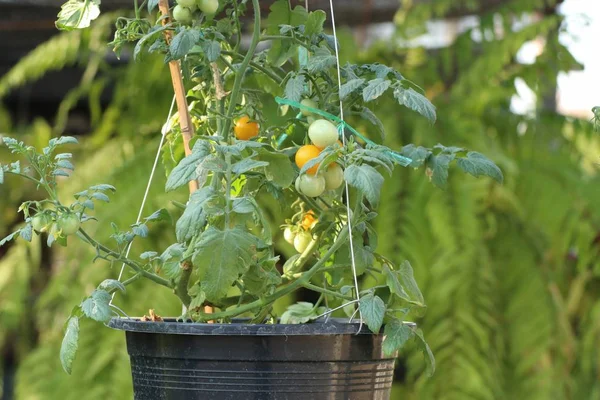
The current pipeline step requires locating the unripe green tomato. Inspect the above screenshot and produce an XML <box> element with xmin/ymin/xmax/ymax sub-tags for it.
<box><xmin>300</xmin><ymin>99</ymin><xmax>318</xmax><ymax>117</ymax></box>
<box><xmin>177</xmin><ymin>0</ymin><xmax>196</xmax><ymax>8</ymax></box>
<box><xmin>173</xmin><ymin>5</ymin><xmax>193</xmax><ymax>24</ymax></box>
<box><xmin>197</xmin><ymin>0</ymin><xmax>219</xmax><ymax>14</ymax></box>
<box><xmin>31</xmin><ymin>213</ymin><xmax>53</xmax><ymax>233</ymax></box>
<box><xmin>57</xmin><ymin>213</ymin><xmax>81</xmax><ymax>236</ymax></box>
<box><xmin>323</xmin><ymin>163</ymin><xmax>344</xmax><ymax>190</ymax></box>
<box><xmin>296</xmin><ymin>174</ymin><xmax>326</xmax><ymax>198</ymax></box>
<box><xmin>294</xmin><ymin>231</ymin><xmax>312</xmax><ymax>253</ymax></box>
<box><xmin>283</xmin><ymin>227</ymin><xmax>296</xmax><ymax>244</ymax></box>
<box><xmin>309</xmin><ymin>119</ymin><xmax>339</xmax><ymax>149</ymax></box>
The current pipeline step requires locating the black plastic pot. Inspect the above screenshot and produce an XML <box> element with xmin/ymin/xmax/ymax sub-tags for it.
<box><xmin>109</xmin><ymin>318</ymin><xmax>400</xmax><ymax>400</ymax></box>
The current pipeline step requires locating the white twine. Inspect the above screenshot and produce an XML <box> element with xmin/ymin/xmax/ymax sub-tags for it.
<box><xmin>328</xmin><ymin>0</ymin><xmax>364</xmax><ymax>331</ymax></box>
<box><xmin>110</xmin><ymin>95</ymin><xmax>177</xmax><ymax>305</ymax></box>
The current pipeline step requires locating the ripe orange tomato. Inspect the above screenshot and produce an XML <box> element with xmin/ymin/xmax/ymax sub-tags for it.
<box><xmin>295</xmin><ymin>145</ymin><xmax>321</xmax><ymax>174</ymax></box>
<box><xmin>234</xmin><ymin>116</ymin><xmax>260</xmax><ymax>140</ymax></box>
<box><xmin>301</xmin><ymin>211</ymin><xmax>318</xmax><ymax>230</ymax></box>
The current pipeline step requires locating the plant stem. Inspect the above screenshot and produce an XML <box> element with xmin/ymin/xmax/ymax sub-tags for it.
<box><xmin>222</xmin><ymin>0</ymin><xmax>261</xmax><ymax>140</ymax></box>
<box><xmin>175</xmin><ymin>261</ymin><xmax>193</xmax><ymax>307</ymax></box>
<box><xmin>221</xmin><ymin>51</ymin><xmax>284</xmax><ymax>84</ymax></box>
<box><xmin>77</xmin><ymin>229</ymin><xmax>172</xmax><ymax>289</ymax></box>
<box><xmin>5</xmin><ymin>171</ymin><xmax>42</xmax><ymax>186</ymax></box>
<box><xmin>134</xmin><ymin>0</ymin><xmax>140</xmax><ymax>20</ymax></box>
<box><xmin>302</xmin><ymin>282</ymin><xmax>353</xmax><ymax>301</ymax></box>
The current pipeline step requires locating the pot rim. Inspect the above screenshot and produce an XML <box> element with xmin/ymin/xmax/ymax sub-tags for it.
<box><xmin>108</xmin><ymin>317</ymin><xmax>417</xmax><ymax>336</ymax></box>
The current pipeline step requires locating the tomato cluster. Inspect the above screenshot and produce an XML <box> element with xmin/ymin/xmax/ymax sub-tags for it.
<box><xmin>173</xmin><ymin>0</ymin><xmax>219</xmax><ymax>24</ymax></box>
<box><xmin>294</xmin><ymin>100</ymin><xmax>345</xmax><ymax>198</ymax></box>
<box><xmin>283</xmin><ymin>211</ymin><xmax>318</xmax><ymax>253</ymax></box>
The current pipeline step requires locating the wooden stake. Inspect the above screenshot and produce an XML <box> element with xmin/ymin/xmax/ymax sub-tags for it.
<box><xmin>158</xmin><ymin>0</ymin><xmax>213</xmax><ymax>316</ymax></box>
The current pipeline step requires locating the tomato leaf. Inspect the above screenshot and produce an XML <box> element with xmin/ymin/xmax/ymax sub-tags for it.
<box><xmin>60</xmin><ymin>317</ymin><xmax>79</xmax><ymax>374</ymax></box>
<box><xmin>426</xmin><ymin>153</ymin><xmax>454</xmax><ymax>189</ymax></box>
<box><xmin>281</xmin><ymin>302</ymin><xmax>326</xmax><ymax>324</ymax></box>
<box><xmin>170</xmin><ymin>28</ymin><xmax>201</xmax><ymax>60</ymax></box>
<box><xmin>344</xmin><ymin>164</ymin><xmax>384</xmax><ymax>206</ymax></box>
<box><xmin>242</xmin><ymin>259</ymin><xmax>282</xmax><ymax>296</ymax></box>
<box><xmin>304</xmin><ymin>10</ymin><xmax>327</xmax><ymax>38</ymax></box>
<box><xmin>165</xmin><ymin>141</ymin><xmax>210</xmax><ymax>192</ymax></box>
<box><xmin>384</xmin><ymin>264</ymin><xmax>410</xmax><ymax>300</ymax></box>
<box><xmin>339</xmin><ymin>78</ymin><xmax>365</xmax><ymax>100</ymax></box>
<box><xmin>285</xmin><ymin>74</ymin><xmax>307</xmax><ymax>102</ymax></box>
<box><xmin>257</xmin><ymin>150</ymin><xmax>295</xmax><ymax>188</ymax></box>
<box><xmin>363</xmin><ymin>78</ymin><xmax>392</xmax><ymax>102</ymax></box>
<box><xmin>359</xmin><ymin>293</ymin><xmax>386</xmax><ymax>333</ymax></box>
<box><xmin>98</xmin><ymin>279</ymin><xmax>126</xmax><ymax>294</ymax></box>
<box><xmin>20</xmin><ymin>224</ymin><xmax>33</xmax><ymax>242</ymax></box>
<box><xmin>56</xmin><ymin>0</ymin><xmax>101</xmax><ymax>31</ymax></box>
<box><xmin>147</xmin><ymin>0</ymin><xmax>159</xmax><ymax>12</ymax></box>
<box><xmin>201</xmin><ymin>40</ymin><xmax>221</xmax><ymax>62</ymax></box>
<box><xmin>193</xmin><ymin>227</ymin><xmax>260</xmax><ymax>302</ymax></box>
<box><xmin>393</xmin><ymin>86</ymin><xmax>436</xmax><ymax>123</ymax></box>
<box><xmin>231</xmin><ymin>158</ymin><xmax>269</xmax><ymax>175</ymax></box>
<box><xmin>457</xmin><ymin>152</ymin><xmax>503</xmax><ymax>183</ymax></box>
<box><xmin>80</xmin><ymin>290</ymin><xmax>112</xmax><ymax>323</ymax></box>
<box><xmin>397</xmin><ymin>261</ymin><xmax>425</xmax><ymax>305</ymax></box>
<box><xmin>382</xmin><ymin>318</ymin><xmax>414</xmax><ymax>356</ymax></box>
<box><xmin>400</xmin><ymin>144</ymin><xmax>432</xmax><ymax>168</ymax></box>
<box><xmin>0</xmin><ymin>230</ymin><xmax>20</xmax><ymax>247</ymax></box>
<box><xmin>306</xmin><ymin>49</ymin><xmax>337</xmax><ymax>74</ymax></box>
<box><xmin>359</xmin><ymin>106</ymin><xmax>386</xmax><ymax>142</ymax></box>
<box><xmin>175</xmin><ymin>187</ymin><xmax>214</xmax><ymax>242</ymax></box>
<box><xmin>414</xmin><ymin>328</ymin><xmax>436</xmax><ymax>376</ymax></box>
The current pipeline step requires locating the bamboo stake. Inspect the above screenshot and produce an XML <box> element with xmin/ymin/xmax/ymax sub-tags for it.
<box><xmin>158</xmin><ymin>0</ymin><xmax>213</xmax><ymax>316</ymax></box>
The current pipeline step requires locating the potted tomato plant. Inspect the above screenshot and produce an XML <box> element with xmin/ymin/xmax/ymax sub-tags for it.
<box><xmin>1</xmin><ymin>0</ymin><xmax>503</xmax><ymax>399</ymax></box>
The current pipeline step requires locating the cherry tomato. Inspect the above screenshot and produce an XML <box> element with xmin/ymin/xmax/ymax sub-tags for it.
<box><xmin>57</xmin><ymin>213</ymin><xmax>81</xmax><ymax>236</ymax></box>
<box><xmin>296</xmin><ymin>174</ymin><xmax>326</xmax><ymax>198</ymax></box>
<box><xmin>173</xmin><ymin>5</ymin><xmax>193</xmax><ymax>24</ymax></box>
<box><xmin>197</xmin><ymin>0</ymin><xmax>219</xmax><ymax>14</ymax></box>
<box><xmin>234</xmin><ymin>116</ymin><xmax>260</xmax><ymax>140</ymax></box>
<box><xmin>31</xmin><ymin>213</ymin><xmax>52</xmax><ymax>233</ymax></box>
<box><xmin>323</xmin><ymin>163</ymin><xmax>344</xmax><ymax>190</ymax></box>
<box><xmin>309</xmin><ymin>119</ymin><xmax>339</xmax><ymax>149</ymax></box>
<box><xmin>301</xmin><ymin>211</ymin><xmax>317</xmax><ymax>230</ymax></box>
<box><xmin>177</xmin><ymin>0</ymin><xmax>196</xmax><ymax>8</ymax></box>
<box><xmin>295</xmin><ymin>145</ymin><xmax>321</xmax><ymax>175</ymax></box>
<box><xmin>300</xmin><ymin>99</ymin><xmax>318</xmax><ymax>117</ymax></box>
<box><xmin>294</xmin><ymin>231</ymin><xmax>312</xmax><ymax>253</ymax></box>
<box><xmin>283</xmin><ymin>227</ymin><xmax>296</xmax><ymax>244</ymax></box>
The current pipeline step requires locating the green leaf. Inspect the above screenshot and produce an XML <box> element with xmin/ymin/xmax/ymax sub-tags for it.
<box><xmin>188</xmin><ymin>290</ymin><xmax>206</xmax><ymax>311</ymax></box>
<box><xmin>20</xmin><ymin>225</ymin><xmax>33</xmax><ymax>242</ymax></box>
<box><xmin>397</xmin><ymin>261</ymin><xmax>425</xmax><ymax>305</ymax></box>
<box><xmin>80</xmin><ymin>290</ymin><xmax>112</xmax><ymax>323</ymax></box>
<box><xmin>193</xmin><ymin>227</ymin><xmax>259</xmax><ymax>302</ymax></box>
<box><xmin>400</xmin><ymin>145</ymin><xmax>432</xmax><ymax>168</ymax></box>
<box><xmin>304</xmin><ymin>10</ymin><xmax>327</xmax><ymax>37</ymax></box>
<box><xmin>306</xmin><ymin>49</ymin><xmax>337</xmax><ymax>74</ymax></box>
<box><xmin>359</xmin><ymin>293</ymin><xmax>386</xmax><ymax>333</ymax></box>
<box><xmin>414</xmin><ymin>328</ymin><xmax>436</xmax><ymax>376</ymax></box>
<box><xmin>232</xmin><ymin>158</ymin><xmax>269</xmax><ymax>175</ymax></box>
<box><xmin>232</xmin><ymin>197</ymin><xmax>254</xmax><ymax>214</ymax></box>
<box><xmin>281</xmin><ymin>302</ymin><xmax>326</xmax><ymax>324</ymax></box>
<box><xmin>285</xmin><ymin>74</ymin><xmax>307</xmax><ymax>102</ymax></box>
<box><xmin>91</xmin><ymin>192</ymin><xmax>110</xmax><ymax>202</ymax></box>
<box><xmin>98</xmin><ymin>279</ymin><xmax>126</xmax><ymax>293</ymax></box>
<box><xmin>56</xmin><ymin>0</ymin><xmax>101</xmax><ymax>31</ymax></box>
<box><xmin>50</xmin><ymin>136</ymin><xmax>79</xmax><ymax>147</ymax></box>
<box><xmin>242</xmin><ymin>260</ymin><xmax>282</xmax><ymax>296</ymax></box>
<box><xmin>283</xmin><ymin>254</ymin><xmax>302</xmax><ymax>275</ymax></box>
<box><xmin>382</xmin><ymin>318</ymin><xmax>414</xmax><ymax>356</ymax></box>
<box><xmin>148</xmin><ymin>0</ymin><xmax>159</xmax><ymax>12</ymax></box>
<box><xmin>457</xmin><ymin>152</ymin><xmax>503</xmax><ymax>183</ymax></box>
<box><xmin>344</xmin><ymin>164</ymin><xmax>384</xmax><ymax>206</ymax></box>
<box><xmin>0</xmin><ymin>167</ymin><xmax>3</xmax><ymax>184</ymax></box>
<box><xmin>0</xmin><ymin>230</ymin><xmax>20</xmax><ymax>247</ymax></box>
<box><xmin>89</xmin><ymin>184</ymin><xmax>116</xmax><ymax>192</ymax></box>
<box><xmin>363</xmin><ymin>78</ymin><xmax>392</xmax><ymax>102</ymax></box>
<box><xmin>60</xmin><ymin>317</ymin><xmax>79</xmax><ymax>374</ymax></box>
<box><xmin>426</xmin><ymin>153</ymin><xmax>454</xmax><ymax>189</ymax></box>
<box><xmin>393</xmin><ymin>86</ymin><xmax>436</xmax><ymax>123</ymax></box>
<box><xmin>170</xmin><ymin>28</ymin><xmax>201</xmax><ymax>60</ymax></box>
<box><xmin>339</xmin><ymin>78</ymin><xmax>365</xmax><ymax>100</ymax></box>
<box><xmin>132</xmin><ymin>224</ymin><xmax>149</xmax><ymax>237</ymax></box>
<box><xmin>165</xmin><ymin>141</ymin><xmax>210</xmax><ymax>192</ymax></box>
<box><xmin>384</xmin><ymin>265</ymin><xmax>409</xmax><ymax>300</ymax></box>
<box><xmin>175</xmin><ymin>187</ymin><xmax>214</xmax><ymax>242</ymax></box>
<box><xmin>145</xmin><ymin>208</ymin><xmax>171</xmax><ymax>223</ymax></box>
<box><xmin>359</xmin><ymin>107</ymin><xmax>385</xmax><ymax>142</ymax></box>
<box><xmin>201</xmin><ymin>40</ymin><xmax>221</xmax><ymax>62</ymax></box>
<box><xmin>257</xmin><ymin>150</ymin><xmax>295</xmax><ymax>188</ymax></box>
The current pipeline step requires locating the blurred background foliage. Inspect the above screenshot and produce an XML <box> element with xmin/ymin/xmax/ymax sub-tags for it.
<box><xmin>1</xmin><ymin>0</ymin><xmax>599</xmax><ymax>399</ymax></box>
